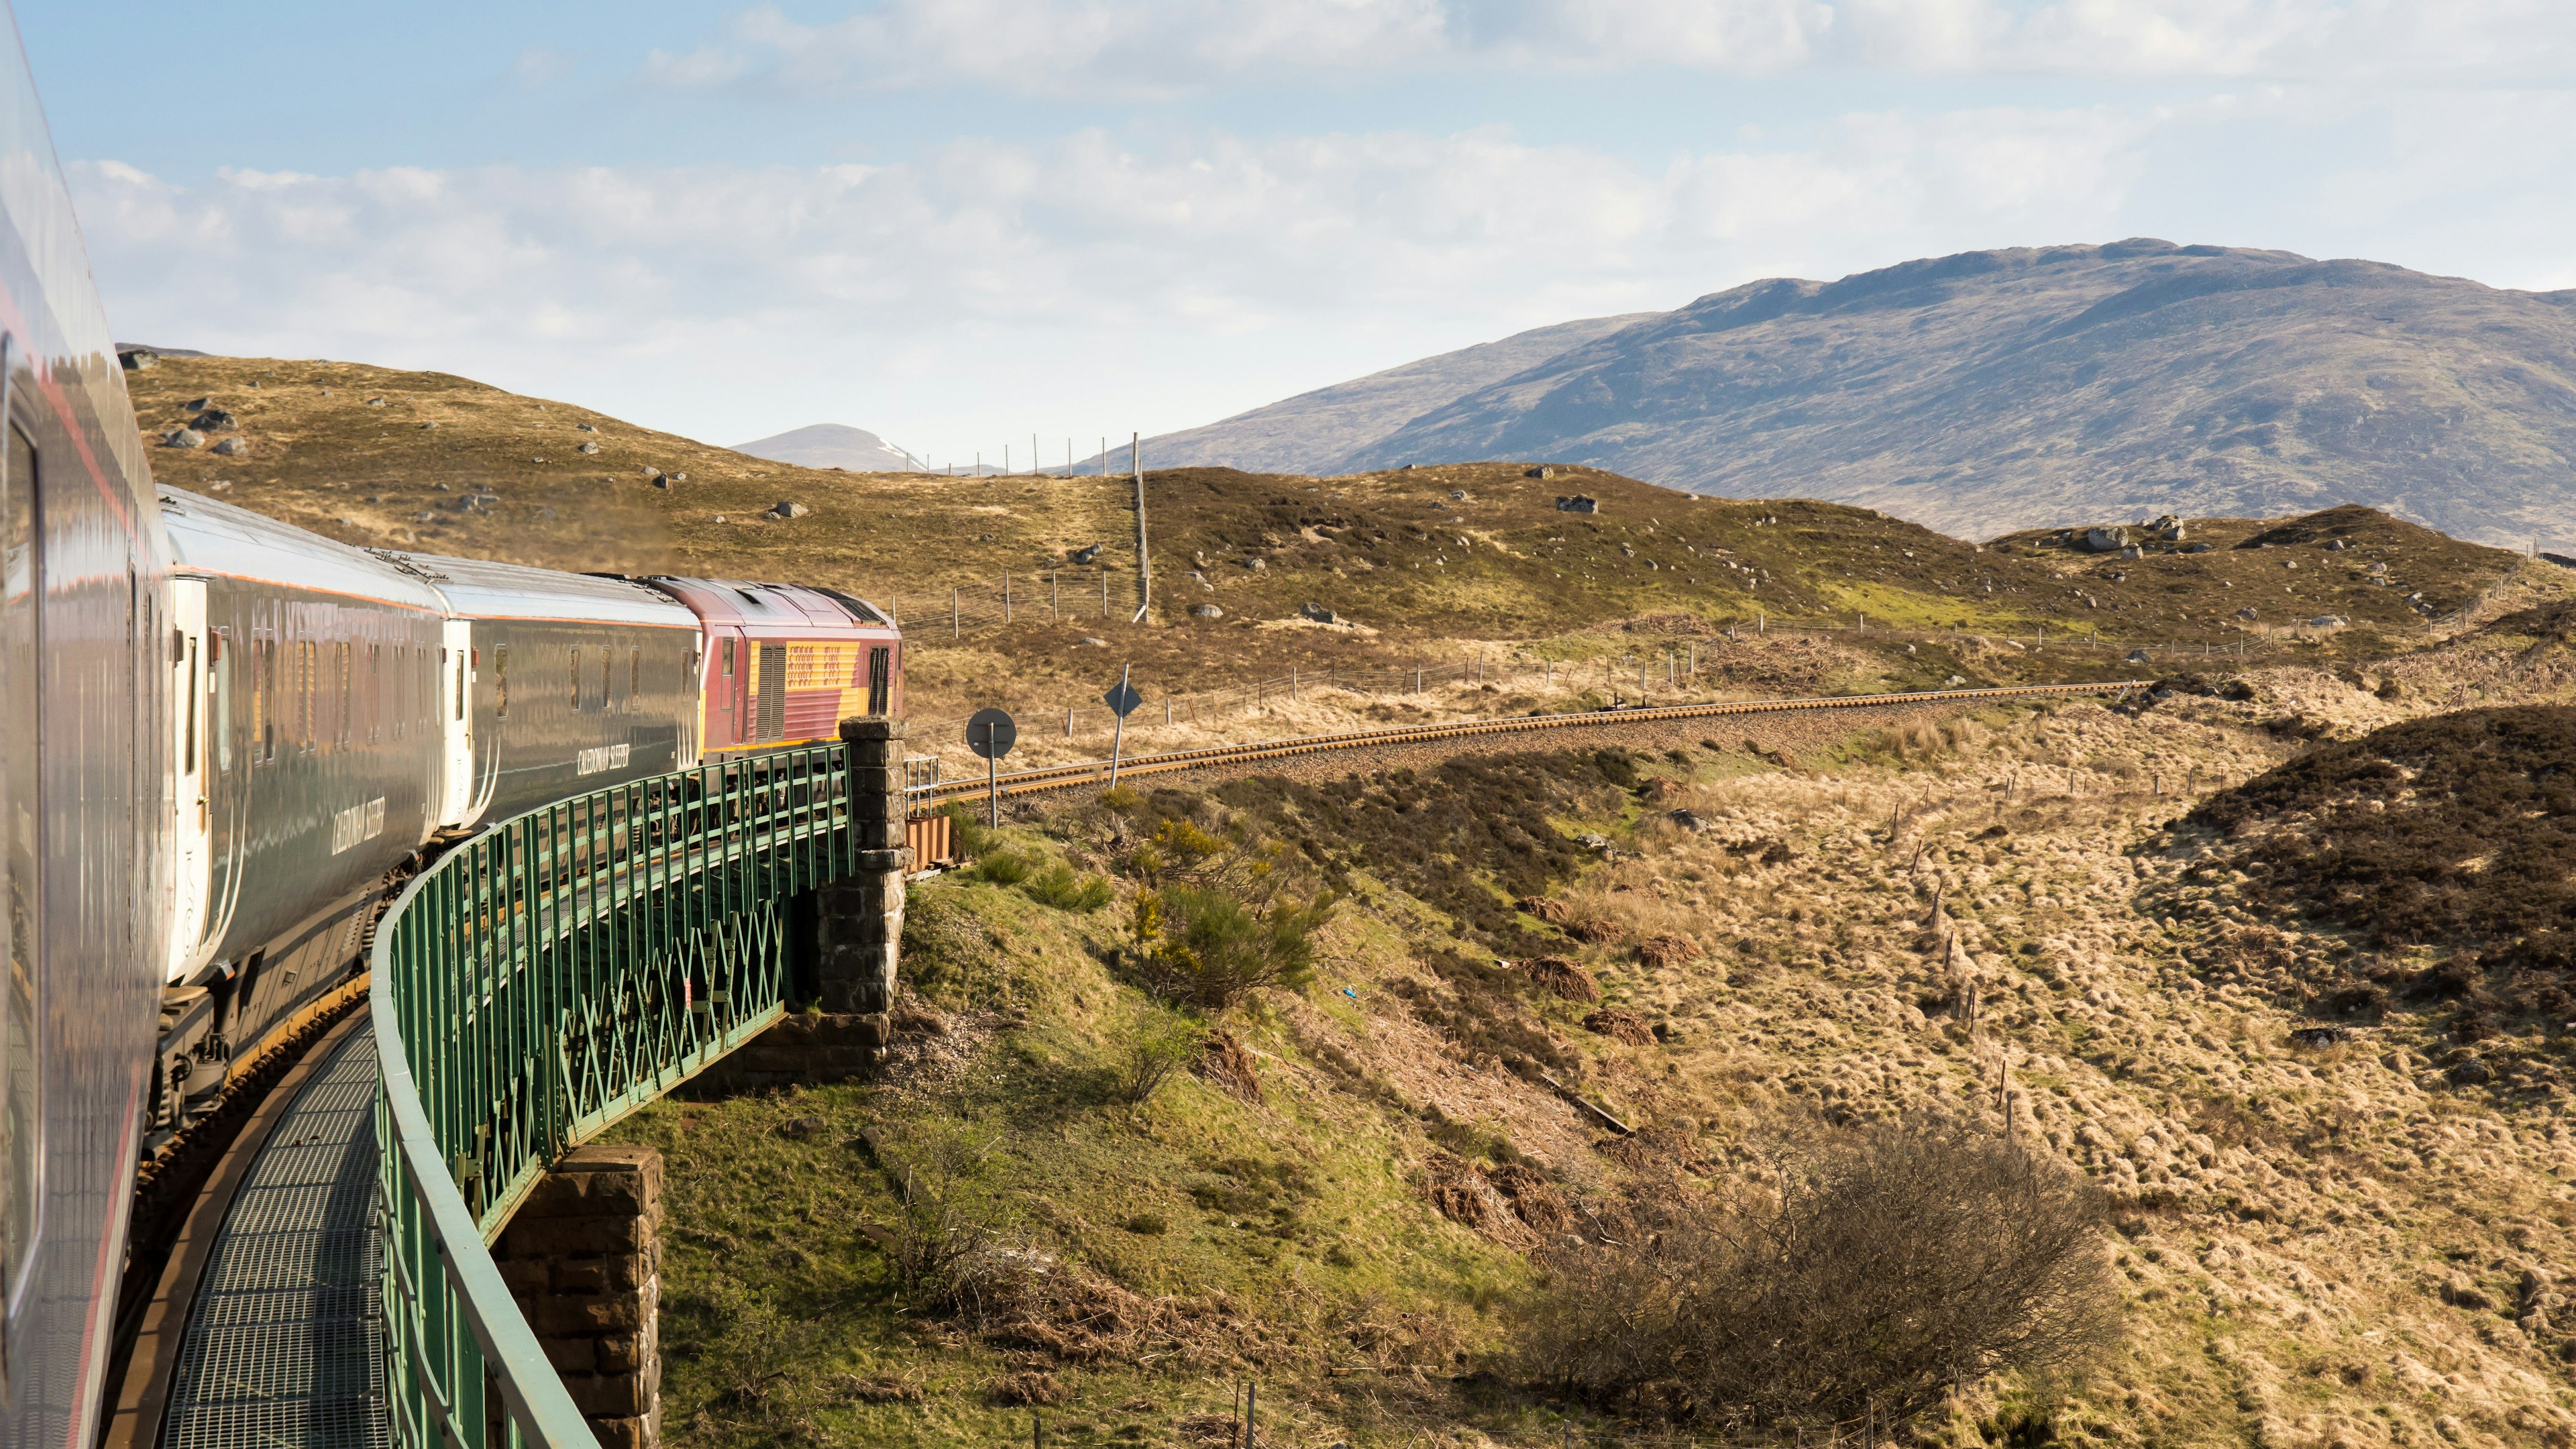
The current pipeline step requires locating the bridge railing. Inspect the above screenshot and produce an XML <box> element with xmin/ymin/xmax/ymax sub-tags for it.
<box><xmin>371</xmin><ymin>743</ymin><xmax>858</xmax><ymax>1447</ymax></box>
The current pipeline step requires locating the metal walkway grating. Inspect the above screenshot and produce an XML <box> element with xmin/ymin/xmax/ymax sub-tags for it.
<box><xmin>160</xmin><ymin>1027</ymin><xmax>389</xmax><ymax>1449</ymax></box>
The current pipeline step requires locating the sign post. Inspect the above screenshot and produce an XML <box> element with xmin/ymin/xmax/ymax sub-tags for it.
<box><xmin>965</xmin><ymin>708</ymin><xmax>1017</xmax><ymax>829</ymax></box>
<box><xmin>1102</xmin><ymin>667</ymin><xmax>1144</xmax><ymax>787</ymax></box>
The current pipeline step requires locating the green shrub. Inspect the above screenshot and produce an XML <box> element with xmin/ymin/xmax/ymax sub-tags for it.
<box><xmin>973</xmin><ymin>851</ymin><xmax>1032</xmax><ymax>887</ymax></box>
<box><xmin>1024</xmin><ymin>863</ymin><xmax>1114</xmax><ymax>912</ymax></box>
<box><xmin>941</xmin><ymin>800</ymin><xmax>999</xmax><ymax>859</ymax></box>
<box><xmin>1130</xmin><ymin>883</ymin><xmax>1334</xmax><ymax>1008</ymax></box>
<box><xmin>1106</xmin><ymin>1012</ymin><xmax>1200</xmax><ymax>1110</ymax></box>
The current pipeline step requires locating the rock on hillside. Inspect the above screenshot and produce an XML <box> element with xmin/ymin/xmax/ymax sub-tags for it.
<box><xmin>1122</xmin><ymin>312</ymin><xmax>1656</xmax><ymax>476</ymax></box>
<box><xmin>730</xmin><ymin>423</ymin><xmax>924</xmax><ymax>473</ymax></box>
<box><xmin>1143</xmin><ymin>241</ymin><xmax>2576</xmax><ymax>549</ymax></box>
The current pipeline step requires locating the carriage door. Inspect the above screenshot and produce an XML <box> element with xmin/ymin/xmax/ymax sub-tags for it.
<box><xmin>435</xmin><ymin>619</ymin><xmax>475</xmax><ymax>828</ymax></box>
<box><xmin>168</xmin><ymin>578</ymin><xmax>210</xmax><ymax>980</ymax></box>
<box><xmin>711</xmin><ymin>628</ymin><xmax>746</xmax><ymax>748</ymax></box>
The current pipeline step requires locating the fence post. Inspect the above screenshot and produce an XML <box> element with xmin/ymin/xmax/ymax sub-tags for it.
<box><xmin>1103</xmin><ymin>570</ymin><xmax>1110</xmax><ymax>619</ymax></box>
<box><xmin>951</xmin><ymin>589</ymin><xmax>959</xmax><ymax>640</ymax></box>
<box><xmin>1003</xmin><ymin>573</ymin><xmax>1011</xmax><ymax>623</ymax></box>
<box><xmin>1051</xmin><ymin>571</ymin><xmax>1059</xmax><ymax>621</ymax></box>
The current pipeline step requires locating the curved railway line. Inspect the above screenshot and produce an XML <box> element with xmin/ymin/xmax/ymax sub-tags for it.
<box><xmin>918</xmin><ymin>678</ymin><xmax>2156</xmax><ymax>804</ymax></box>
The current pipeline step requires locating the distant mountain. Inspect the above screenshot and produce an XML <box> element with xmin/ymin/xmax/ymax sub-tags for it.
<box><xmin>1136</xmin><ymin>241</ymin><xmax>2576</xmax><ymax>548</ymax></box>
<box><xmin>1124</xmin><ymin>312</ymin><xmax>1656</xmax><ymax>475</ymax></box>
<box><xmin>731</xmin><ymin>423</ymin><xmax>924</xmax><ymax>472</ymax></box>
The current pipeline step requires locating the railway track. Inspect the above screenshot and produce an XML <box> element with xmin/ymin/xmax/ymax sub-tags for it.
<box><xmin>919</xmin><ymin>679</ymin><xmax>2153</xmax><ymax>804</ymax></box>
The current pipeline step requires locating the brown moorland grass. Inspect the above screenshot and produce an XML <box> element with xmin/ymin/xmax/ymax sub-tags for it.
<box><xmin>126</xmin><ymin>356</ymin><xmax>2534</xmax><ymax>739</ymax></box>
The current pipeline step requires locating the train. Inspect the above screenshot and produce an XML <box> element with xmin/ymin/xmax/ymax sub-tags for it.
<box><xmin>0</xmin><ymin>22</ymin><xmax>906</xmax><ymax>1442</ymax></box>
<box><xmin>152</xmin><ymin>494</ymin><xmax>904</xmax><ymax>1150</ymax></box>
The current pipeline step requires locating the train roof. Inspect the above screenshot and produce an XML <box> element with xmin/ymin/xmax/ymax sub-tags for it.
<box><xmin>377</xmin><ymin>551</ymin><xmax>700</xmax><ymax>629</ymax></box>
<box><xmin>636</xmin><ymin>576</ymin><xmax>895</xmax><ymax>631</ymax></box>
<box><xmin>159</xmin><ymin>490</ymin><xmax>449</xmax><ymax>612</ymax></box>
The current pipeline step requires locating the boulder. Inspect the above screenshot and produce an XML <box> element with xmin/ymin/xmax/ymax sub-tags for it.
<box><xmin>768</xmin><ymin>500</ymin><xmax>810</xmax><ymax>520</ymax></box>
<box><xmin>1299</xmin><ymin>602</ymin><xmax>1336</xmax><ymax>624</ymax></box>
<box><xmin>1069</xmin><ymin>543</ymin><xmax>1102</xmax><ymax>565</ymax></box>
<box><xmin>1081</xmin><ymin>636</ymin><xmax>1108</xmax><ymax>647</ymax></box>
<box><xmin>162</xmin><ymin>428</ymin><xmax>204</xmax><ymax>449</ymax></box>
<box><xmin>193</xmin><ymin>407</ymin><xmax>236</xmax><ymax>431</ymax></box>
<box><xmin>1667</xmin><ymin>808</ymin><xmax>1709</xmax><ymax>832</ymax></box>
<box><xmin>1189</xmin><ymin>604</ymin><xmax>1223</xmax><ymax>620</ymax></box>
<box><xmin>1240</xmin><ymin>557</ymin><xmax>1266</xmax><ymax>572</ymax></box>
<box><xmin>1525</xmin><ymin>465</ymin><xmax>1554</xmax><ymax>479</ymax></box>
<box><xmin>576</xmin><ymin>422</ymin><xmax>597</xmax><ymax>432</ymax></box>
<box><xmin>182</xmin><ymin>396</ymin><xmax>210</xmax><ymax>412</ymax></box>
<box><xmin>2125</xmin><ymin>649</ymin><xmax>2153</xmax><ymax>665</ymax></box>
<box><xmin>1449</xmin><ymin>488</ymin><xmax>1468</xmax><ymax>500</ymax></box>
<box><xmin>2305</xmin><ymin>614</ymin><xmax>2348</xmax><ymax>629</ymax></box>
<box><xmin>576</xmin><ymin>441</ymin><xmax>599</xmax><ymax>454</ymax></box>
<box><xmin>118</xmin><ymin>347</ymin><xmax>156</xmax><ymax>371</ymax></box>
<box><xmin>2120</xmin><ymin>544</ymin><xmax>2143</xmax><ymax>559</ymax></box>
<box><xmin>2083</xmin><ymin>525</ymin><xmax>2130</xmax><ymax>553</ymax></box>
<box><xmin>212</xmin><ymin>437</ymin><xmax>246</xmax><ymax>456</ymax></box>
<box><xmin>1554</xmin><ymin>495</ymin><xmax>1598</xmax><ymax>514</ymax></box>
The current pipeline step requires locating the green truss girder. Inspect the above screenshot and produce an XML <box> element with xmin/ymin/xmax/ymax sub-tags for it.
<box><xmin>371</xmin><ymin>747</ymin><xmax>859</xmax><ymax>1448</ymax></box>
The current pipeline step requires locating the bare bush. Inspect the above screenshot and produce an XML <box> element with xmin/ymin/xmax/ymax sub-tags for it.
<box><xmin>879</xmin><ymin>1124</ymin><xmax>1016</xmax><ymax>1309</ymax></box>
<box><xmin>1525</xmin><ymin>1118</ymin><xmax>2118</xmax><ymax>1430</ymax></box>
<box><xmin>1108</xmin><ymin>1013</ymin><xmax>1201</xmax><ymax>1111</ymax></box>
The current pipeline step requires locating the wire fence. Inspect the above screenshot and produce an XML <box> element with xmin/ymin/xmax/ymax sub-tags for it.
<box><xmin>882</xmin><ymin>567</ymin><xmax>1147</xmax><ymax>639</ymax></box>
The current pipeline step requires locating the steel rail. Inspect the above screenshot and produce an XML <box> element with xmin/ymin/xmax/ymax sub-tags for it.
<box><xmin>920</xmin><ymin>680</ymin><xmax>2151</xmax><ymax>805</ymax></box>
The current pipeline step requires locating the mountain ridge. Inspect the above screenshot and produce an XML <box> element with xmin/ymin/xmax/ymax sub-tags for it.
<box><xmin>731</xmin><ymin>421</ymin><xmax>925</xmax><ymax>472</ymax></box>
<box><xmin>1135</xmin><ymin>241</ymin><xmax>2576</xmax><ymax>548</ymax></box>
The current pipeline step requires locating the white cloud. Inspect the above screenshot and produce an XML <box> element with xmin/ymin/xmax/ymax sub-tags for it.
<box><xmin>68</xmin><ymin>75</ymin><xmax>2576</xmax><ymax>462</ymax></box>
<box><xmin>647</xmin><ymin>0</ymin><xmax>2576</xmax><ymax>95</ymax></box>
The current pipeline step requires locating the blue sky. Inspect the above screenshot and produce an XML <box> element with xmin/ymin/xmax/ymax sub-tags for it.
<box><xmin>26</xmin><ymin>2</ymin><xmax>2576</xmax><ymax>467</ymax></box>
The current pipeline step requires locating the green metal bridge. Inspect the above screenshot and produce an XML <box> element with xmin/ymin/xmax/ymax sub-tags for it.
<box><xmin>373</xmin><ymin>741</ymin><xmax>864</xmax><ymax>1446</ymax></box>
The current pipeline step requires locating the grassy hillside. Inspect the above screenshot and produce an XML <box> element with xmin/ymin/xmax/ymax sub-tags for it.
<box><xmin>127</xmin><ymin>356</ymin><xmax>2529</xmax><ymax>763</ymax></box>
<box><xmin>129</xmin><ymin>350</ymin><xmax>2576</xmax><ymax>1446</ymax></box>
<box><xmin>614</xmin><ymin>607</ymin><xmax>2576</xmax><ymax>1447</ymax></box>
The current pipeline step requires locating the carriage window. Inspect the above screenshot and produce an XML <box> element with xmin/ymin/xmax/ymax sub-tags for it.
<box><xmin>300</xmin><ymin>639</ymin><xmax>316</xmax><ymax>751</ymax></box>
<box><xmin>213</xmin><ymin>632</ymin><xmax>231</xmax><ymax>771</ymax></box>
<box><xmin>494</xmin><ymin>644</ymin><xmax>509</xmax><ymax>719</ymax></box>
<box><xmin>569</xmin><ymin>645</ymin><xmax>581</xmax><ymax>710</ymax></box>
<box><xmin>867</xmin><ymin>647</ymin><xmax>890</xmax><ymax>716</ymax></box>
<box><xmin>629</xmin><ymin>646</ymin><xmax>641</xmax><ymax>712</ymax></box>
<box><xmin>454</xmin><ymin>647</ymin><xmax>465</xmax><ymax>722</ymax></box>
<box><xmin>336</xmin><ymin>640</ymin><xmax>351</xmax><ymax>748</ymax></box>
<box><xmin>184</xmin><ymin>636</ymin><xmax>200</xmax><ymax>774</ymax></box>
<box><xmin>255</xmin><ymin>637</ymin><xmax>274</xmax><ymax>761</ymax></box>
<box><xmin>599</xmin><ymin>647</ymin><xmax>611</xmax><ymax>712</ymax></box>
<box><xmin>1</xmin><ymin>418</ymin><xmax>42</xmax><ymax>1308</ymax></box>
